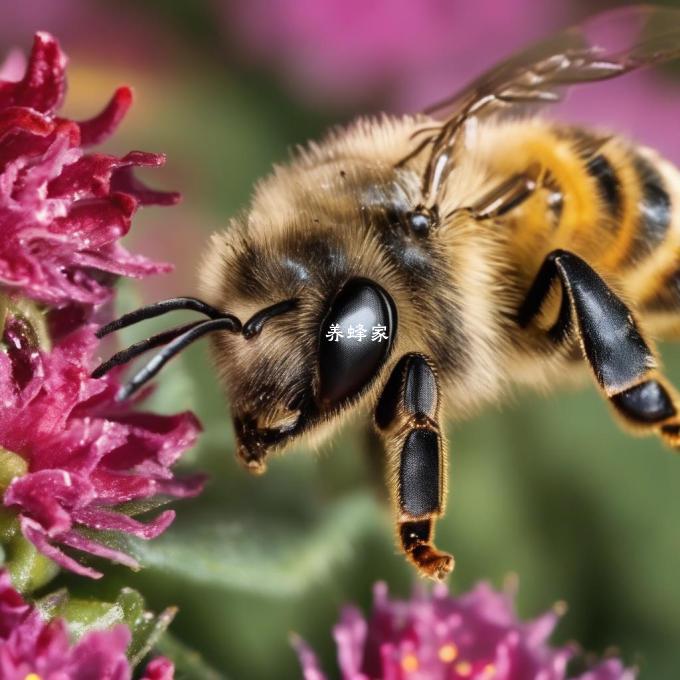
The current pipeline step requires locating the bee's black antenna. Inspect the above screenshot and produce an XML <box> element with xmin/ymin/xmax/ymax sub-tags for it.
<box><xmin>115</xmin><ymin>316</ymin><xmax>242</xmax><ymax>401</ymax></box>
<box><xmin>92</xmin><ymin>321</ymin><xmax>204</xmax><ymax>379</ymax></box>
<box><xmin>96</xmin><ymin>297</ymin><xmax>228</xmax><ymax>338</ymax></box>
<box><xmin>94</xmin><ymin>296</ymin><xmax>299</xmax><ymax>399</ymax></box>
<box><xmin>242</xmin><ymin>299</ymin><xmax>298</xmax><ymax>339</ymax></box>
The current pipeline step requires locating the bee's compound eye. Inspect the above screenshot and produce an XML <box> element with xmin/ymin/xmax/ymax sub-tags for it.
<box><xmin>318</xmin><ymin>278</ymin><xmax>396</xmax><ymax>408</ymax></box>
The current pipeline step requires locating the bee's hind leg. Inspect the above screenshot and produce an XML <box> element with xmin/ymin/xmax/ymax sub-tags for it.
<box><xmin>374</xmin><ymin>353</ymin><xmax>453</xmax><ymax>580</ymax></box>
<box><xmin>519</xmin><ymin>249</ymin><xmax>680</xmax><ymax>446</ymax></box>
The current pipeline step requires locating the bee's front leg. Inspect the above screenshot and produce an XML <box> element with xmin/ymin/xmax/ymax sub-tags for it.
<box><xmin>375</xmin><ymin>354</ymin><xmax>453</xmax><ymax>580</ymax></box>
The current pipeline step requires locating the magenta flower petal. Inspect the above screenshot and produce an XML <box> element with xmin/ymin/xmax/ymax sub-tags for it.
<box><xmin>0</xmin><ymin>323</ymin><xmax>204</xmax><ymax>579</ymax></box>
<box><xmin>334</xmin><ymin>605</ymin><xmax>368</xmax><ymax>678</ymax></box>
<box><xmin>141</xmin><ymin>656</ymin><xmax>175</xmax><ymax>680</ymax></box>
<box><xmin>0</xmin><ymin>570</ymin><xmax>174</xmax><ymax>678</ymax></box>
<box><xmin>0</xmin><ymin>572</ymin><xmax>31</xmax><ymax>638</ymax></box>
<box><xmin>0</xmin><ymin>32</ymin><xmax>66</xmax><ymax>112</ymax></box>
<box><xmin>66</xmin><ymin>625</ymin><xmax>131</xmax><ymax>680</ymax></box>
<box><xmin>71</xmin><ymin>507</ymin><xmax>176</xmax><ymax>540</ymax></box>
<box><xmin>296</xmin><ymin>582</ymin><xmax>636</xmax><ymax>680</ymax></box>
<box><xmin>291</xmin><ymin>634</ymin><xmax>330</xmax><ymax>680</ymax></box>
<box><xmin>19</xmin><ymin>516</ymin><xmax>105</xmax><ymax>580</ymax></box>
<box><xmin>58</xmin><ymin>529</ymin><xmax>140</xmax><ymax>569</ymax></box>
<box><xmin>77</xmin><ymin>85</ymin><xmax>133</xmax><ymax>146</ymax></box>
<box><xmin>0</xmin><ymin>106</ymin><xmax>52</xmax><ymax>140</ymax></box>
<box><xmin>0</xmin><ymin>32</ymin><xmax>175</xmax><ymax>306</ymax></box>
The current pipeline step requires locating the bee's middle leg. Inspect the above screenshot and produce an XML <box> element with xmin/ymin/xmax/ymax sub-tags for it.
<box><xmin>519</xmin><ymin>249</ymin><xmax>680</xmax><ymax>445</ymax></box>
<box><xmin>375</xmin><ymin>353</ymin><xmax>453</xmax><ymax>580</ymax></box>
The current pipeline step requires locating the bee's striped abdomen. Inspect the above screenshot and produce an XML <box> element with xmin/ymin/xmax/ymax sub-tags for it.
<box><xmin>619</xmin><ymin>147</ymin><xmax>680</xmax><ymax>325</ymax></box>
<box><xmin>508</xmin><ymin>124</ymin><xmax>680</xmax><ymax>325</ymax></box>
<box><xmin>629</xmin><ymin>154</ymin><xmax>673</xmax><ymax>260</ymax></box>
<box><xmin>585</xmin><ymin>152</ymin><xmax>624</xmax><ymax>220</ymax></box>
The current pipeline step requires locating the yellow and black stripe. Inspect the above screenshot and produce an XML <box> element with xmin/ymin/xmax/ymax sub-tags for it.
<box><xmin>489</xmin><ymin>122</ymin><xmax>680</xmax><ymax>327</ymax></box>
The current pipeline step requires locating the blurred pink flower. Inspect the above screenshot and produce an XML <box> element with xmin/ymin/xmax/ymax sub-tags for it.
<box><xmin>294</xmin><ymin>582</ymin><xmax>635</xmax><ymax>680</ymax></box>
<box><xmin>141</xmin><ymin>657</ymin><xmax>175</xmax><ymax>680</ymax></box>
<box><xmin>0</xmin><ymin>570</ymin><xmax>173</xmax><ymax>679</ymax></box>
<box><xmin>222</xmin><ymin>1</ymin><xmax>680</xmax><ymax>162</ymax></box>
<box><xmin>220</xmin><ymin>0</ymin><xmax>561</xmax><ymax>109</ymax></box>
<box><xmin>0</xmin><ymin>319</ymin><xmax>204</xmax><ymax>579</ymax></box>
<box><xmin>0</xmin><ymin>32</ymin><xmax>177</xmax><ymax>307</ymax></box>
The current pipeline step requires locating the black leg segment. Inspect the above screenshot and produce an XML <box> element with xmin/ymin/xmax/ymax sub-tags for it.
<box><xmin>519</xmin><ymin>250</ymin><xmax>653</xmax><ymax>394</ymax></box>
<box><xmin>611</xmin><ymin>380</ymin><xmax>676</xmax><ymax>424</ymax></box>
<box><xmin>520</xmin><ymin>249</ymin><xmax>680</xmax><ymax>442</ymax></box>
<box><xmin>400</xmin><ymin>429</ymin><xmax>440</xmax><ymax>516</ymax></box>
<box><xmin>375</xmin><ymin>353</ymin><xmax>453</xmax><ymax>580</ymax></box>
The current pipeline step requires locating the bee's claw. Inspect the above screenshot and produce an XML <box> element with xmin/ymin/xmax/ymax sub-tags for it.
<box><xmin>411</xmin><ymin>545</ymin><xmax>455</xmax><ymax>581</ymax></box>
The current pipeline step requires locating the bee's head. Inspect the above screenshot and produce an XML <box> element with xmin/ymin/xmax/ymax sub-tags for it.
<box><xmin>94</xmin><ymin>238</ymin><xmax>398</xmax><ymax>477</ymax></box>
<box><xmin>213</xmin><ymin>274</ymin><xmax>397</xmax><ymax>474</ymax></box>
<box><xmin>94</xmin><ymin>159</ymin><xmax>408</xmax><ymax>473</ymax></box>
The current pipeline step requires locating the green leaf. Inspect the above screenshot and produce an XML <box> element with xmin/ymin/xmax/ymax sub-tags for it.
<box><xmin>117</xmin><ymin>494</ymin><xmax>378</xmax><ymax>597</ymax></box>
<box><xmin>3</xmin><ymin>532</ymin><xmax>60</xmax><ymax>593</ymax></box>
<box><xmin>120</xmin><ymin>588</ymin><xmax>176</xmax><ymax>667</ymax></box>
<box><xmin>35</xmin><ymin>585</ymin><xmax>175</xmax><ymax>668</ymax></box>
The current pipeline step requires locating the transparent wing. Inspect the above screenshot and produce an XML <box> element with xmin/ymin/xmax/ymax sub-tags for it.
<box><xmin>410</xmin><ymin>6</ymin><xmax>680</xmax><ymax>201</ymax></box>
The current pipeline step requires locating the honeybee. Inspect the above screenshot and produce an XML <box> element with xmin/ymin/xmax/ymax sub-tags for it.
<box><xmin>97</xmin><ymin>6</ymin><xmax>680</xmax><ymax>580</ymax></box>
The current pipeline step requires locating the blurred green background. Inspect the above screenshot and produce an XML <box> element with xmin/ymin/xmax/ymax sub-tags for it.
<box><xmin>4</xmin><ymin>0</ymin><xmax>680</xmax><ymax>677</ymax></box>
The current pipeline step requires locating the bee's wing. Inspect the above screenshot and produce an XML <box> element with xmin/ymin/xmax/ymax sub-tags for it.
<box><xmin>413</xmin><ymin>5</ymin><xmax>680</xmax><ymax>200</ymax></box>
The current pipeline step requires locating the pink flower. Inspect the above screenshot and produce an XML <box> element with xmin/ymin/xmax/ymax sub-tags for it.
<box><xmin>141</xmin><ymin>657</ymin><xmax>176</xmax><ymax>680</ymax></box>
<box><xmin>222</xmin><ymin>1</ymin><xmax>680</xmax><ymax>163</ymax></box>
<box><xmin>219</xmin><ymin>0</ymin><xmax>561</xmax><ymax>108</ymax></box>
<box><xmin>294</xmin><ymin>582</ymin><xmax>636</xmax><ymax>680</ymax></box>
<box><xmin>0</xmin><ymin>570</ymin><xmax>173</xmax><ymax>679</ymax></box>
<box><xmin>0</xmin><ymin>32</ymin><xmax>177</xmax><ymax>307</ymax></box>
<box><xmin>0</xmin><ymin>318</ymin><xmax>204</xmax><ymax>579</ymax></box>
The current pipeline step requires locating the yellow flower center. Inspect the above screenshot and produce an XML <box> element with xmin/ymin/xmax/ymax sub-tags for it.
<box><xmin>401</xmin><ymin>653</ymin><xmax>419</xmax><ymax>673</ymax></box>
<box><xmin>438</xmin><ymin>642</ymin><xmax>459</xmax><ymax>663</ymax></box>
<box><xmin>455</xmin><ymin>660</ymin><xmax>472</xmax><ymax>677</ymax></box>
<box><xmin>25</xmin><ymin>674</ymin><xmax>42</xmax><ymax>680</ymax></box>
<box><xmin>482</xmin><ymin>664</ymin><xmax>497</xmax><ymax>678</ymax></box>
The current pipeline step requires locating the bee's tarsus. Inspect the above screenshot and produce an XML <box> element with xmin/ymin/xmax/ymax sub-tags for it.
<box><xmin>399</xmin><ymin>519</ymin><xmax>454</xmax><ymax>581</ymax></box>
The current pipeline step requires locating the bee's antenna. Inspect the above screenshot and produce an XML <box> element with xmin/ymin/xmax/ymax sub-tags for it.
<box><xmin>96</xmin><ymin>297</ymin><xmax>228</xmax><ymax>338</ymax></box>
<box><xmin>92</xmin><ymin>321</ymin><xmax>203</xmax><ymax>379</ymax></box>
<box><xmin>95</xmin><ymin>297</ymin><xmax>299</xmax><ymax>399</ymax></box>
<box><xmin>115</xmin><ymin>316</ymin><xmax>242</xmax><ymax>401</ymax></box>
<box><xmin>242</xmin><ymin>299</ymin><xmax>298</xmax><ymax>339</ymax></box>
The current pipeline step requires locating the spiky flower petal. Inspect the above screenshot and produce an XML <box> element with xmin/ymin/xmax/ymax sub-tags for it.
<box><xmin>0</xmin><ymin>32</ymin><xmax>177</xmax><ymax>307</ymax></box>
<box><xmin>0</xmin><ymin>320</ymin><xmax>203</xmax><ymax>579</ymax></box>
<box><xmin>294</xmin><ymin>582</ymin><xmax>636</xmax><ymax>680</ymax></box>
